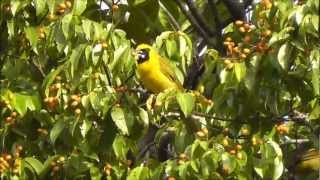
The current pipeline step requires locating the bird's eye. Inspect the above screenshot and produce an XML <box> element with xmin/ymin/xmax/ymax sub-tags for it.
<box><xmin>137</xmin><ymin>48</ymin><xmax>150</xmax><ymax>64</ymax></box>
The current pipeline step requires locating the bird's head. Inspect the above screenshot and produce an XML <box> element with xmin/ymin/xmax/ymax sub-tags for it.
<box><xmin>135</xmin><ymin>44</ymin><xmax>154</xmax><ymax>64</ymax></box>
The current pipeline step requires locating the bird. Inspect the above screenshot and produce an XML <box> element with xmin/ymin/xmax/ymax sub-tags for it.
<box><xmin>293</xmin><ymin>148</ymin><xmax>320</xmax><ymax>175</ymax></box>
<box><xmin>134</xmin><ymin>44</ymin><xmax>183</xmax><ymax>93</ymax></box>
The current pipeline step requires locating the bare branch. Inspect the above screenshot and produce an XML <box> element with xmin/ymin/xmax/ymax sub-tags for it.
<box><xmin>185</xmin><ymin>0</ymin><xmax>216</xmax><ymax>36</ymax></box>
<box><xmin>174</xmin><ymin>0</ymin><xmax>212</xmax><ymax>44</ymax></box>
<box><xmin>159</xmin><ymin>1</ymin><xmax>181</xmax><ymax>31</ymax></box>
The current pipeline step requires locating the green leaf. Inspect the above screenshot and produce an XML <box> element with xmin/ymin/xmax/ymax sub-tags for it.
<box><xmin>62</xmin><ymin>13</ymin><xmax>73</xmax><ymax>39</ymax></box>
<box><xmin>176</xmin><ymin>92</ymin><xmax>195</xmax><ymax>117</ymax></box>
<box><xmin>138</xmin><ymin>107</ymin><xmax>149</xmax><ymax>127</ymax></box>
<box><xmin>89</xmin><ymin>163</ymin><xmax>102</xmax><ymax>180</ymax></box>
<box><xmin>26</xmin><ymin>93</ymin><xmax>41</xmax><ymax>111</ymax></box>
<box><xmin>311</xmin><ymin>51</ymin><xmax>319</xmax><ymax>95</ymax></box>
<box><xmin>50</xmin><ymin>119</ymin><xmax>66</xmax><ymax>144</ymax></box>
<box><xmin>70</xmin><ymin>45</ymin><xmax>85</xmax><ymax>78</ymax></box>
<box><xmin>10</xmin><ymin>0</ymin><xmax>21</xmax><ymax>16</ymax></box>
<box><xmin>72</xmin><ymin>0</ymin><xmax>87</xmax><ymax>15</ymax></box>
<box><xmin>34</xmin><ymin>0</ymin><xmax>46</xmax><ymax>16</ymax></box>
<box><xmin>89</xmin><ymin>92</ymin><xmax>101</xmax><ymax>111</ymax></box>
<box><xmin>131</xmin><ymin>0</ymin><xmax>148</xmax><ymax>6</ymax></box>
<box><xmin>24</xmin><ymin>157</ymin><xmax>44</xmax><ymax>176</ymax></box>
<box><xmin>221</xmin><ymin>152</ymin><xmax>237</xmax><ymax>174</ymax></box>
<box><xmin>234</xmin><ymin>62</ymin><xmax>246</xmax><ymax>82</ymax></box>
<box><xmin>25</xmin><ymin>27</ymin><xmax>38</xmax><ymax>49</ymax></box>
<box><xmin>112</xmin><ymin>135</ymin><xmax>128</xmax><ymax>160</ymax></box>
<box><xmin>311</xmin><ymin>14</ymin><xmax>319</xmax><ymax>31</ymax></box>
<box><xmin>191</xmin><ymin>140</ymin><xmax>208</xmax><ymax>159</ymax></box>
<box><xmin>12</xmin><ymin>93</ymin><xmax>28</xmax><ymax>116</ymax></box>
<box><xmin>127</xmin><ymin>166</ymin><xmax>150</xmax><ymax>180</ymax></box>
<box><xmin>111</xmin><ymin>107</ymin><xmax>129</xmax><ymax>135</ymax></box>
<box><xmin>82</xmin><ymin>19</ymin><xmax>92</xmax><ymax>40</ymax></box>
<box><xmin>7</xmin><ymin>20</ymin><xmax>15</xmax><ymax>38</ymax></box>
<box><xmin>277</xmin><ymin>43</ymin><xmax>292</xmax><ymax>70</ymax></box>
<box><xmin>80</xmin><ymin>119</ymin><xmax>92</xmax><ymax>138</ymax></box>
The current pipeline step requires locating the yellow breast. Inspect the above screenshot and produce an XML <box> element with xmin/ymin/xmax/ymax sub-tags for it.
<box><xmin>137</xmin><ymin>61</ymin><xmax>178</xmax><ymax>93</ymax></box>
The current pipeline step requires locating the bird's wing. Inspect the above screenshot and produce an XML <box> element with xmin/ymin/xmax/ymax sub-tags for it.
<box><xmin>158</xmin><ymin>56</ymin><xmax>183</xmax><ymax>89</ymax></box>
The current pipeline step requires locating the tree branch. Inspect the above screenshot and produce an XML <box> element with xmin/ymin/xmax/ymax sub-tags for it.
<box><xmin>159</xmin><ymin>1</ymin><xmax>180</xmax><ymax>31</ymax></box>
<box><xmin>185</xmin><ymin>0</ymin><xmax>216</xmax><ymax>36</ymax></box>
<box><xmin>174</xmin><ymin>0</ymin><xmax>212</xmax><ymax>45</ymax></box>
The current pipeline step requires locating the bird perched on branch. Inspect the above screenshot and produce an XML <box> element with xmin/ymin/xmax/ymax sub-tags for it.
<box><xmin>134</xmin><ymin>44</ymin><xmax>183</xmax><ymax>93</ymax></box>
<box><xmin>293</xmin><ymin>148</ymin><xmax>320</xmax><ymax>175</ymax></box>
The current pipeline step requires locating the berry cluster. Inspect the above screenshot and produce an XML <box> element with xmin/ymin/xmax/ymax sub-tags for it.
<box><xmin>0</xmin><ymin>145</ymin><xmax>23</xmax><ymax>175</ymax></box>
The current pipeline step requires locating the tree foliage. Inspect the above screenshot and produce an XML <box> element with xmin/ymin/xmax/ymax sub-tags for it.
<box><xmin>0</xmin><ymin>0</ymin><xmax>319</xmax><ymax>179</ymax></box>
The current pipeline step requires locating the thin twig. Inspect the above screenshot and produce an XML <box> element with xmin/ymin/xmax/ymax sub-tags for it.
<box><xmin>185</xmin><ymin>0</ymin><xmax>215</xmax><ymax>36</ymax></box>
<box><xmin>163</xmin><ymin>111</ymin><xmax>233</xmax><ymax>122</ymax></box>
<box><xmin>159</xmin><ymin>1</ymin><xmax>180</xmax><ymax>31</ymax></box>
<box><xmin>174</xmin><ymin>0</ymin><xmax>212</xmax><ymax>44</ymax></box>
<box><xmin>207</xmin><ymin>0</ymin><xmax>224</xmax><ymax>51</ymax></box>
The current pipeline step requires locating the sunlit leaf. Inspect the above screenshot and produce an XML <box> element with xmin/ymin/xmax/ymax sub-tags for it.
<box><xmin>176</xmin><ymin>92</ymin><xmax>195</xmax><ymax>117</ymax></box>
<box><xmin>24</xmin><ymin>157</ymin><xmax>44</xmax><ymax>176</ymax></box>
<box><xmin>50</xmin><ymin>119</ymin><xmax>66</xmax><ymax>144</ymax></box>
<box><xmin>72</xmin><ymin>0</ymin><xmax>87</xmax><ymax>15</ymax></box>
<box><xmin>111</xmin><ymin>107</ymin><xmax>129</xmax><ymax>135</ymax></box>
<box><xmin>34</xmin><ymin>0</ymin><xmax>46</xmax><ymax>16</ymax></box>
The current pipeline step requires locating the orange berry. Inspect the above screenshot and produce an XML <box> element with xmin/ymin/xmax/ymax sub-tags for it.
<box><xmin>242</xmin><ymin>35</ymin><xmax>251</xmax><ymax>43</ymax></box>
<box><xmin>262</xmin><ymin>29</ymin><xmax>272</xmax><ymax>37</ymax></box>
<box><xmin>239</xmin><ymin>27</ymin><xmax>246</xmax><ymax>33</ymax></box>
<box><xmin>179</xmin><ymin>153</ymin><xmax>187</xmax><ymax>160</ymax></box>
<box><xmin>225</xmin><ymin>37</ymin><xmax>232</xmax><ymax>42</ymax></box>
<box><xmin>58</xmin><ymin>156</ymin><xmax>65</xmax><ymax>162</ymax></box>
<box><xmin>233</xmin><ymin>46</ymin><xmax>240</xmax><ymax>53</ymax></box>
<box><xmin>105</xmin><ymin>168</ymin><xmax>111</xmax><ymax>176</ymax></box>
<box><xmin>39</xmin><ymin>34</ymin><xmax>46</xmax><ymax>40</ymax></box>
<box><xmin>70</xmin><ymin>100</ymin><xmax>79</xmax><ymax>108</ymax></box>
<box><xmin>65</xmin><ymin>1</ymin><xmax>72</xmax><ymax>8</ymax></box>
<box><xmin>4</xmin><ymin>154</ymin><xmax>12</xmax><ymax>161</ymax></box>
<box><xmin>196</xmin><ymin>131</ymin><xmax>206</xmax><ymax>138</ymax></box>
<box><xmin>243</xmin><ymin>23</ymin><xmax>251</xmax><ymax>30</ymax></box>
<box><xmin>223</xmin><ymin>41</ymin><xmax>230</xmax><ymax>46</ymax></box>
<box><xmin>235</xmin><ymin>20</ymin><xmax>244</xmax><ymax>26</ymax></box>
<box><xmin>236</xmin><ymin>152</ymin><xmax>243</xmax><ymax>159</ymax></box>
<box><xmin>55</xmin><ymin>76</ymin><xmax>62</xmax><ymax>81</ymax></box>
<box><xmin>5</xmin><ymin>116</ymin><xmax>13</xmax><ymax>123</ymax></box>
<box><xmin>229</xmin><ymin>149</ymin><xmax>236</xmax><ymax>155</ymax></box>
<box><xmin>223</xmin><ymin>128</ymin><xmax>229</xmax><ymax>134</ymax></box>
<box><xmin>241</xmin><ymin>128</ymin><xmax>249</xmax><ymax>136</ymax></box>
<box><xmin>126</xmin><ymin>159</ymin><xmax>133</xmax><ymax>167</ymax></box>
<box><xmin>58</xmin><ymin>3</ymin><xmax>67</xmax><ymax>10</ymax></box>
<box><xmin>243</xmin><ymin>48</ymin><xmax>251</xmax><ymax>54</ymax></box>
<box><xmin>112</xmin><ymin>4</ymin><xmax>119</xmax><ymax>12</ymax></box>
<box><xmin>236</xmin><ymin>144</ymin><xmax>242</xmax><ymax>150</ymax></box>
<box><xmin>265</xmin><ymin>2</ymin><xmax>272</xmax><ymax>9</ymax></box>
<box><xmin>252</xmin><ymin>137</ymin><xmax>257</xmax><ymax>146</ymax></box>
<box><xmin>222</xmin><ymin>138</ymin><xmax>229</xmax><ymax>147</ymax></box>
<box><xmin>47</xmin><ymin>14</ymin><xmax>56</xmax><ymax>21</ymax></box>
<box><xmin>57</xmin><ymin>8</ymin><xmax>65</xmax><ymax>14</ymax></box>
<box><xmin>202</xmin><ymin>127</ymin><xmax>208</xmax><ymax>135</ymax></box>
<box><xmin>11</xmin><ymin>111</ymin><xmax>17</xmax><ymax>118</ymax></box>
<box><xmin>102</xmin><ymin>42</ymin><xmax>108</xmax><ymax>48</ymax></box>
<box><xmin>167</xmin><ymin>176</ymin><xmax>176</xmax><ymax>180</ymax></box>
<box><xmin>16</xmin><ymin>145</ymin><xmax>23</xmax><ymax>151</ymax></box>
<box><xmin>75</xmin><ymin>108</ymin><xmax>81</xmax><ymax>115</ymax></box>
